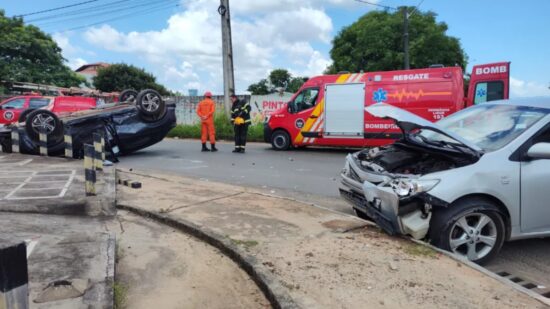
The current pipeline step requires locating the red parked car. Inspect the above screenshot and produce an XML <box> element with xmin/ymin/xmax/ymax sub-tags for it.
<box><xmin>0</xmin><ymin>95</ymin><xmax>99</xmax><ymax>125</ymax></box>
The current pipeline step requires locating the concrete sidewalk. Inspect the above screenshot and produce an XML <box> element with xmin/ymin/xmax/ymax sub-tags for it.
<box><xmin>117</xmin><ymin>169</ymin><xmax>548</xmax><ymax>309</ymax></box>
<box><xmin>0</xmin><ymin>153</ymin><xmax>116</xmax><ymax>308</ymax></box>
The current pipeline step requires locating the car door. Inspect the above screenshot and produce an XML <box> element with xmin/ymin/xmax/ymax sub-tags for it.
<box><xmin>290</xmin><ymin>88</ymin><xmax>320</xmax><ymax>142</ymax></box>
<box><xmin>520</xmin><ymin>125</ymin><xmax>550</xmax><ymax>233</ymax></box>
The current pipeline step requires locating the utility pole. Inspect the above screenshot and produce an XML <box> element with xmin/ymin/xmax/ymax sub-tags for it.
<box><xmin>403</xmin><ymin>7</ymin><xmax>410</xmax><ymax>70</ymax></box>
<box><xmin>218</xmin><ymin>0</ymin><xmax>235</xmax><ymax>115</ymax></box>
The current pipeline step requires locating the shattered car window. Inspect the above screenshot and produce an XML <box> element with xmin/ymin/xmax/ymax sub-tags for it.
<box><xmin>420</xmin><ymin>105</ymin><xmax>549</xmax><ymax>152</ymax></box>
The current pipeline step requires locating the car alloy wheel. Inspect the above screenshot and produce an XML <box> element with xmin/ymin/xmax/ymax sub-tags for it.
<box><xmin>448</xmin><ymin>212</ymin><xmax>497</xmax><ymax>261</ymax></box>
<box><xmin>119</xmin><ymin>89</ymin><xmax>139</xmax><ymax>103</ymax></box>
<box><xmin>141</xmin><ymin>93</ymin><xmax>160</xmax><ymax>113</ymax></box>
<box><xmin>31</xmin><ymin>113</ymin><xmax>57</xmax><ymax>134</ymax></box>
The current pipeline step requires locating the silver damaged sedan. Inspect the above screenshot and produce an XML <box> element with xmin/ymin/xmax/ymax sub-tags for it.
<box><xmin>340</xmin><ymin>98</ymin><xmax>550</xmax><ymax>264</ymax></box>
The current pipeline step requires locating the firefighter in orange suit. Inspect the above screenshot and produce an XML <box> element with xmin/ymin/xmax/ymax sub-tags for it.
<box><xmin>196</xmin><ymin>91</ymin><xmax>218</xmax><ymax>152</ymax></box>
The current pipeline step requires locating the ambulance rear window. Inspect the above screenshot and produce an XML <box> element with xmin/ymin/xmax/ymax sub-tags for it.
<box><xmin>474</xmin><ymin>81</ymin><xmax>504</xmax><ymax>104</ymax></box>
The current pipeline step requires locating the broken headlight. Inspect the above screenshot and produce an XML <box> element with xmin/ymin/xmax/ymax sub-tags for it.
<box><xmin>391</xmin><ymin>179</ymin><xmax>439</xmax><ymax>197</ymax></box>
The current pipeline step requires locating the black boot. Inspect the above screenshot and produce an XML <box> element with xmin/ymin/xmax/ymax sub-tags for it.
<box><xmin>240</xmin><ymin>147</ymin><xmax>245</xmax><ymax>153</ymax></box>
<box><xmin>232</xmin><ymin>146</ymin><xmax>240</xmax><ymax>153</ymax></box>
<box><xmin>211</xmin><ymin>144</ymin><xmax>218</xmax><ymax>152</ymax></box>
<box><xmin>202</xmin><ymin>143</ymin><xmax>210</xmax><ymax>152</ymax></box>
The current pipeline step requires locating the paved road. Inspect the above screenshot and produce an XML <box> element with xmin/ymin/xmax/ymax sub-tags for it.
<box><xmin>118</xmin><ymin>139</ymin><xmax>354</xmax><ymax>213</ymax></box>
<box><xmin>119</xmin><ymin>139</ymin><xmax>550</xmax><ymax>298</ymax></box>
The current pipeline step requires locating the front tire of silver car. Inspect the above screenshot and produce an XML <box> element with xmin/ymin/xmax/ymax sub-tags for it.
<box><xmin>429</xmin><ymin>198</ymin><xmax>505</xmax><ymax>265</ymax></box>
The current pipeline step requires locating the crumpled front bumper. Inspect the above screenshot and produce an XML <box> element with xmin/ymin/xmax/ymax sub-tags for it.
<box><xmin>340</xmin><ymin>171</ymin><xmax>403</xmax><ymax>235</ymax></box>
<box><xmin>339</xmin><ymin>154</ymin><xmax>432</xmax><ymax>239</ymax></box>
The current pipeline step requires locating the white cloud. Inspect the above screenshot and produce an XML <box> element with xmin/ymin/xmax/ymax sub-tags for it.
<box><xmin>510</xmin><ymin>77</ymin><xmax>549</xmax><ymax>98</ymax></box>
<box><xmin>53</xmin><ymin>32</ymin><xmax>88</xmax><ymax>70</ymax></box>
<box><xmin>82</xmin><ymin>0</ymin><xmax>343</xmax><ymax>93</ymax></box>
<box><xmin>67</xmin><ymin>58</ymin><xmax>88</xmax><ymax>70</ymax></box>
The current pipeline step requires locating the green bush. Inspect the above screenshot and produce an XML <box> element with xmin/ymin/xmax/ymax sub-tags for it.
<box><xmin>167</xmin><ymin>111</ymin><xmax>265</xmax><ymax>142</ymax></box>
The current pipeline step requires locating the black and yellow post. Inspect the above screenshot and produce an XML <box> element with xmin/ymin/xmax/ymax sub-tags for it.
<box><xmin>10</xmin><ymin>126</ymin><xmax>19</xmax><ymax>153</ymax></box>
<box><xmin>64</xmin><ymin>133</ymin><xmax>73</xmax><ymax>158</ymax></box>
<box><xmin>93</xmin><ymin>132</ymin><xmax>103</xmax><ymax>171</ymax></box>
<box><xmin>101</xmin><ymin>133</ymin><xmax>106</xmax><ymax>161</ymax></box>
<box><xmin>38</xmin><ymin>130</ymin><xmax>48</xmax><ymax>156</ymax></box>
<box><xmin>0</xmin><ymin>242</ymin><xmax>29</xmax><ymax>308</ymax></box>
<box><xmin>84</xmin><ymin>144</ymin><xmax>96</xmax><ymax>196</ymax></box>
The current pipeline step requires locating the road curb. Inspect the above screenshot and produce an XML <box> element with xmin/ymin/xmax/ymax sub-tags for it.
<box><xmin>409</xmin><ymin>238</ymin><xmax>550</xmax><ymax>307</ymax></box>
<box><xmin>116</xmin><ymin>203</ymin><xmax>300</xmax><ymax>309</ymax></box>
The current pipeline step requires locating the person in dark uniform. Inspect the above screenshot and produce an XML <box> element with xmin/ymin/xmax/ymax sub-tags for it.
<box><xmin>230</xmin><ymin>94</ymin><xmax>251</xmax><ymax>153</ymax></box>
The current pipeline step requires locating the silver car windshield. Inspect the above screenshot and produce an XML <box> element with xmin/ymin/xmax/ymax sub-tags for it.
<box><xmin>419</xmin><ymin>104</ymin><xmax>549</xmax><ymax>152</ymax></box>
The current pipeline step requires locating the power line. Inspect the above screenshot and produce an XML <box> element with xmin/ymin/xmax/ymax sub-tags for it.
<box><xmin>14</xmin><ymin>0</ymin><xmax>100</xmax><ymax>17</ymax></box>
<box><xmin>409</xmin><ymin>0</ymin><xmax>426</xmax><ymax>16</ymax></box>
<box><xmin>35</xmin><ymin>0</ymin><xmax>178</xmax><ymax>27</ymax></box>
<box><xmin>353</xmin><ymin>0</ymin><xmax>397</xmax><ymax>10</ymax></box>
<box><xmin>54</xmin><ymin>2</ymin><xmax>179</xmax><ymax>32</ymax></box>
<box><xmin>27</xmin><ymin>0</ymin><xmax>133</xmax><ymax>23</ymax></box>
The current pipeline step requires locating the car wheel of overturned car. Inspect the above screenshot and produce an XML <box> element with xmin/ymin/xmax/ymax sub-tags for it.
<box><xmin>136</xmin><ymin>89</ymin><xmax>166</xmax><ymax>117</ymax></box>
<box><xmin>429</xmin><ymin>197</ymin><xmax>506</xmax><ymax>265</ymax></box>
<box><xmin>18</xmin><ymin>108</ymin><xmax>36</xmax><ymax>123</ymax></box>
<box><xmin>25</xmin><ymin>110</ymin><xmax>64</xmax><ymax>146</ymax></box>
<box><xmin>271</xmin><ymin>130</ymin><xmax>291</xmax><ymax>150</ymax></box>
<box><xmin>119</xmin><ymin>89</ymin><xmax>138</xmax><ymax>103</ymax></box>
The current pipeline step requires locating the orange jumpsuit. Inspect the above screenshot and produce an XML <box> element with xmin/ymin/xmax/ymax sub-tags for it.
<box><xmin>196</xmin><ymin>98</ymin><xmax>216</xmax><ymax>144</ymax></box>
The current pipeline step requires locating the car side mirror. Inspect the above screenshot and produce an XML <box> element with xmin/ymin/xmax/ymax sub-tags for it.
<box><xmin>527</xmin><ymin>142</ymin><xmax>550</xmax><ymax>160</ymax></box>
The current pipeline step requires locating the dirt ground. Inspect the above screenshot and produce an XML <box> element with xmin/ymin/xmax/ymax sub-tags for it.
<box><xmin>117</xmin><ymin>170</ymin><xmax>548</xmax><ymax>309</ymax></box>
<box><xmin>107</xmin><ymin>210</ymin><xmax>270</xmax><ymax>309</ymax></box>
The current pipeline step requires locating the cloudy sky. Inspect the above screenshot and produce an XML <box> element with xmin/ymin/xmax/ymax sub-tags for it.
<box><xmin>2</xmin><ymin>0</ymin><xmax>550</xmax><ymax>97</ymax></box>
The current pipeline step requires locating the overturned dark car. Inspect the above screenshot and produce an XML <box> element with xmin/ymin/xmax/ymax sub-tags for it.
<box><xmin>340</xmin><ymin>100</ymin><xmax>550</xmax><ymax>264</ymax></box>
<box><xmin>0</xmin><ymin>89</ymin><xmax>176</xmax><ymax>158</ymax></box>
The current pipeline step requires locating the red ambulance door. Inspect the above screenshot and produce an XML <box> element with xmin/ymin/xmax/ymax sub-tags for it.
<box><xmin>466</xmin><ymin>62</ymin><xmax>510</xmax><ymax>107</ymax></box>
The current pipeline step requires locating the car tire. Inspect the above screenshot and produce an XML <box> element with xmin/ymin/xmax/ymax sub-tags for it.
<box><xmin>271</xmin><ymin>130</ymin><xmax>291</xmax><ymax>150</ymax></box>
<box><xmin>18</xmin><ymin>108</ymin><xmax>36</xmax><ymax>123</ymax></box>
<box><xmin>136</xmin><ymin>89</ymin><xmax>166</xmax><ymax>117</ymax></box>
<box><xmin>119</xmin><ymin>89</ymin><xmax>138</xmax><ymax>103</ymax></box>
<box><xmin>429</xmin><ymin>197</ymin><xmax>506</xmax><ymax>265</ymax></box>
<box><xmin>25</xmin><ymin>110</ymin><xmax>64</xmax><ymax>146</ymax></box>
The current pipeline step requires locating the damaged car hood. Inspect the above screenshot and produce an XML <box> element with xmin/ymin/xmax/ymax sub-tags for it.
<box><xmin>366</xmin><ymin>103</ymin><xmax>483</xmax><ymax>153</ymax></box>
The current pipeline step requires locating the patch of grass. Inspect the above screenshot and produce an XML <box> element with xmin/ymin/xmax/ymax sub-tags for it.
<box><xmin>113</xmin><ymin>281</ymin><xmax>128</xmax><ymax>309</ymax></box>
<box><xmin>227</xmin><ymin>236</ymin><xmax>259</xmax><ymax>249</ymax></box>
<box><xmin>404</xmin><ymin>243</ymin><xmax>437</xmax><ymax>258</ymax></box>
<box><xmin>168</xmin><ymin>111</ymin><xmax>264</xmax><ymax>142</ymax></box>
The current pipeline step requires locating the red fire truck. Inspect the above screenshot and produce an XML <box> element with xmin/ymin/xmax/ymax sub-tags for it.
<box><xmin>264</xmin><ymin>62</ymin><xmax>510</xmax><ymax>150</ymax></box>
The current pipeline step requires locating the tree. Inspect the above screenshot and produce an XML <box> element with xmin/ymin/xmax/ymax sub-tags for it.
<box><xmin>248</xmin><ymin>69</ymin><xmax>308</xmax><ymax>95</ymax></box>
<box><xmin>287</xmin><ymin>77</ymin><xmax>308</xmax><ymax>93</ymax></box>
<box><xmin>0</xmin><ymin>10</ymin><xmax>85</xmax><ymax>87</ymax></box>
<box><xmin>93</xmin><ymin>63</ymin><xmax>169</xmax><ymax>95</ymax></box>
<box><xmin>326</xmin><ymin>8</ymin><xmax>467</xmax><ymax>73</ymax></box>
<box><xmin>269</xmin><ymin>69</ymin><xmax>291</xmax><ymax>88</ymax></box>
<box><xmin>247</xmin><ymin>79</ymin><xmax>270</xmax><ymax>95</ymax></box>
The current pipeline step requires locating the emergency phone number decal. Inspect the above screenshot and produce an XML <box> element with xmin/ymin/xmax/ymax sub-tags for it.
<box><xmin>428</xmin><ymin>108</ymin><xmax>449</xmax><ymax>120</ymax></box>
